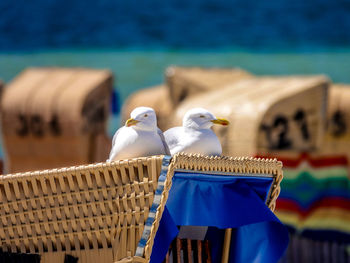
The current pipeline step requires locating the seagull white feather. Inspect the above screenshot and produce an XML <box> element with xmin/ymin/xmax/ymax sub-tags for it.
<box><xmin>108</xmin><ymin>107</ymin><xmax>169</xmax><ymax>161</ymax></box>
<box><xmin>164</xmin><ymin>108</ymin><xmax>229</xmax><ymax>156</ymax></box>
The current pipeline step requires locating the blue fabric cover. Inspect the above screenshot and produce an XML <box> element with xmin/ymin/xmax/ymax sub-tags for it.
<box><xmin>151</xmin><ymin>172</ymin><xmax>289</xmax><ymax>263</ymax></box>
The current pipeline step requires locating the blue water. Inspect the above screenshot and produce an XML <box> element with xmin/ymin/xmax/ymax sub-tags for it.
<box><xmin>1</xmin><ymin>0</ymin><xmax>350</xmax><ymax>51</ymax></box>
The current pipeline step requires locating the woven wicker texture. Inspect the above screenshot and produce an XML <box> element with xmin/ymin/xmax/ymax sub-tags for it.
<box><xmin>0</xmin><ymin>67</ymin><xmax>113</xmax><ymax>173</ymax></box>
<box><xmin>170</xmin><ymin>76</ymin><xmax>329</xmax><ymax>157</ymax></box>
<box><xmin>0</xmin><ymin>156</ymin><xmax>167</xmax><ymax>263</ymax></box>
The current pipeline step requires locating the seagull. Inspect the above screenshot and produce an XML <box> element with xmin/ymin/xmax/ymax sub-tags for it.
<box><xmin>107</xmin><ymin>107</ymin><xmax>170</xmax><ymax>161</ymax></box>
<box><xmin>164</xmin><ymin>108</ymin><xmax>229</xmax><ymax>156</ymax></box>
<box><xmin>164</xmin><ymin>108</ymin><xmax>230</xmax><ymax>240</ymax></box>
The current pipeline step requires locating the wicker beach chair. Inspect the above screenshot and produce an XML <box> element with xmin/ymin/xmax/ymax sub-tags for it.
<box><xmin>0</xmin><ymin>156</ymin><xmax>171</xmax><ymax>263</ymax></box>
<box><xmin>0</xmin><ymin>154</ymin><xmax>284</xmax><ymax>263</ymax></box>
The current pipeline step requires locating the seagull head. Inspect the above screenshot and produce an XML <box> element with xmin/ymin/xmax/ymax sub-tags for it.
<box><xmin>182</xmin><ymin>108</ymin><xmax>230</xmax><ymax>129</ymax></box>
<box><xmin>125</xmin><ymin>107</ymin><xmax>157</xmax><ymax>131</ymax></box>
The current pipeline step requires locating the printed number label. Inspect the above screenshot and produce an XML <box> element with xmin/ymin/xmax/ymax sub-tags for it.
<box><xmin>16</xmin><ymin>114</ymin><xmax>61</xmax><ymax>137</ymax></box>
<box><xmin>260</xmin><ymin>108</ymin><xmax>310</xmax><ymax>150</ymax></box>
<box><xmin>328</xmin><ymin>110</ymin><xmax>347</xmax><ymax>137</ymax></box>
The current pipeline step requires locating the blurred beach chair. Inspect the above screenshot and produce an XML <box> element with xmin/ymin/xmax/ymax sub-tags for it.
<box><xmin>0</xmin><ymin>153</ymin><xmax>288</xmax><ymax>263</ymax></box>
<box><xmin>0</xmin><ymin>79</ymin><xmax>3</xmax><ymax>100</ymax></box>
<box><xmin>165</xmin><ymin>66</ymin><xmax>252</xmax><ymax>107</ymax></box>
<box><xmin>0</xmin><ymin>67</ymin><xmax>113</xmax><ymax>173</ymax></box>
<box><xmin>322</xmin><ymin>84</ymin><xmax>350</xmax><ymax>159</ymax></box>
<box><xmin>121</xmin><ymin>67</ymin><xmax>252</xmax><ymax>131</ymax></box>
<box><xmin>170</xmin><ymin>75</ymin><xmax>329</xmax><ymax>157</ymax></box>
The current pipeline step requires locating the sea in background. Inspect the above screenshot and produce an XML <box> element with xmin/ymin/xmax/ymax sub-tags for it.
<box><xmin>1</xmin><ymin>0</ymin><xmax>350</xmax><ymax>157</ymax></box>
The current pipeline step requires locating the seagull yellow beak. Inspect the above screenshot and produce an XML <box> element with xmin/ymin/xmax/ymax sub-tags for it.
<box><xmin>125</xmin><ymin>118</ymin><xmax>140</xmax><ymax>127</ymax></box>
<box><xmin>211</xmin><ymin>118</ymin><xmax>230</xmax><ymax>126</ymax></box>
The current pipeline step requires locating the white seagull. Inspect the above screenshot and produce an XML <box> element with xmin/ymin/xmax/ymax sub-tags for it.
<box><xmin>164</xmin><ymin>108</ymin><xmax>229</xmax><ymax>156</ymax></box>
<box><xmin>164</xmin><ymin>108</ymin><xmax>230</xmax><ymax>240</ymax></box>
<box><xmin>108</xmin><ymin>107</ymin><xmax>169</xmax><ymax>161</ymax></box>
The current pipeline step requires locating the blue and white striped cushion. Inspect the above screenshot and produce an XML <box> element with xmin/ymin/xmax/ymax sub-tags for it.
<box><xmin>135</xmin><ymin>156</ymin><xmax>172</xmax><ymax>257</ymax></box>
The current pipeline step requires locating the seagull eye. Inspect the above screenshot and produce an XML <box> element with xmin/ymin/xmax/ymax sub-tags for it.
<box><xmin>144</xmin><ymin>114</ymin><xmax>148</xmax><ymax>117</ymax></box>
<box><xmin>199</xmin><ymin>115</ymin><xmax>205</xmax><ymax>118</ymax></box>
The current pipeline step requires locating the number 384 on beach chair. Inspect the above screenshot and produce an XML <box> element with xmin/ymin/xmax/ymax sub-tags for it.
<box><xmin>0</xmin><ymin>153</ymin><xmax>289</xmax><ymax>263</ymax></box>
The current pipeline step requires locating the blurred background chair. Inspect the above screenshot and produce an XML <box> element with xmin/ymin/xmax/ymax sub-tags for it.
<box><xmin>0</xmin><ymin>67</ymin><xmax>113</xmax><ymax>173</ymax></box>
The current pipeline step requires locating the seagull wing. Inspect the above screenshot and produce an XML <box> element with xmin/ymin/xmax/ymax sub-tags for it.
<box><xmin>157</xmin><ymin>128</ymin><xmax>171</xmax><ymax>155</ymax></box>
<box><xmin>107</xmin><ymin>127</ymin><xmax>122</xmax><ymax>161</ymax></box>
<box><xmin>164</xmin><ymin>127</ymin><xmax>183</xmax><ymax>154</ymax></box>
<box><xmin>111</xmin><ymin>128</ymin><xmax>120</xmax><ymax>148</ymax></box>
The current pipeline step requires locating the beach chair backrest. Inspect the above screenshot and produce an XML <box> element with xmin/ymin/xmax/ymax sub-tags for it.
<box><xmin>171</xmin><ymin>75</ymin><xmax>329</xmax><ymax>157</ymax></box>
<box><xmin>0</xmin><ymin>155</ymin><xmax>172</xmax><ymax>263</ymax></box>
<box><xmin>165</xmin><ymin>66</ymin><xmax>252</xmax><ymax>107</ymax></box>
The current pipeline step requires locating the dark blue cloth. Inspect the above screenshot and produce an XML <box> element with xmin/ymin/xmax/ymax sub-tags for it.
<box><xmin>111</xmin><ymin>89</ymin><xmax>120</xmax><ymax>114</ymax></box>
<box><xmin>150</xmin><ymin>207</ymin><xmax>179</xmax><ymax>263</ymax></box>
<box><xmin>151</xmin><ymin>172</ymin><xmax>289</xmax><ymax>263</ymax></box>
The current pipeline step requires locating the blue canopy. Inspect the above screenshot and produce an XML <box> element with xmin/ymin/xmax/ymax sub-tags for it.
<box><xmin>150</xmin><ymin>171</ymin><xmax>289</xmax><ymax>263</ymax></box>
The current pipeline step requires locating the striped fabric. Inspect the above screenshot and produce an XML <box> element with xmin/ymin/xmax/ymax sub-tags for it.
<box><xmin>260</xmin><ymin>153</ymin><xmax>350</xmax><ymax>240</ymax></box>
<box><xmin>135</xmin><ymin>156</ymin><xmax>172</xmax><ymax>257</ymax></box>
